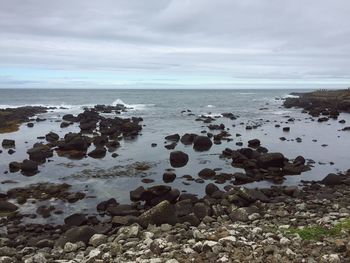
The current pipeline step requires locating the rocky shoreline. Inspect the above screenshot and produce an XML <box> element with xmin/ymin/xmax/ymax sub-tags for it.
<box><xmin>1</xmin><ymin>90</ymin><xmax>350</xmax><ymax>262</ymax></box>
<box><xmin>1</xmin><ymin>173</ymin><xmax>350</xmax><ymax>262</ymax></box>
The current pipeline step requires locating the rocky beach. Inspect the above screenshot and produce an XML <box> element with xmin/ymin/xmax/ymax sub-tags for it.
<box><xmin>0</xmin><ymin>89</ymin><xmax>350</xmax><ymax>262</ymax></box>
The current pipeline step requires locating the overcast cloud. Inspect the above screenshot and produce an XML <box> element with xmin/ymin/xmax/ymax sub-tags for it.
<box><xmin>0</xmin><ymin>0</ymin><xmax>350</xmax><ymax>88</ymax></box>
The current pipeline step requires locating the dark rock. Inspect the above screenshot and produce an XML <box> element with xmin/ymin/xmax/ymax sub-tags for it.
<box><xmin>180</xmin><ymin>133</ymin><xmax>197</xmax><ymax>145</ymax></box>
<box><xmin>9</xmin><ymin>161</ymin><xmax>21</xmax><ymax>172</ymax></box>
<box><xmin>0</xmin><ymin>201</ymin><xmax>18</xmax><ymax>215</ymax></box>
<box><xmin>2</xmin><ymin>139</ymin><xmax>15</xmax><ymax>148</ymax></box>
<box><xmin>64</xmin><ymin>213</ymin><xmax>87</xmax><ymax>227</ymax></box>
<box><xmin>193</xmin><ymin>136</ymin><xmax>213</xmax><ymax>151</ymax></box>
<box><xmin>169</xmin><ymin>151</ymin><xmax>189</xmax><ymax>168</ymax></box>
<box><xmin>88</xmin><ymin>147</ymin><xmax>107</xmax><ymax>158</ymax></box>
<box><xmin>130</xmin><ymin>186</ymin><xmax>145</xmax><ymax>202</ymax></box>
<box><xmin>198</xmin><ymin>168</ymin><xmax>216</xmax><ymax>179</ymax></box>
<box><xmin>165</xmin><ymin>134</ymin><xmax>180</xmax><ymax>142</ymax></box>
<box><xmin>283</xmin><ymin>127</ymin><xmax>290</xmax><ymax>132</ymax></box>
<box><xmin>193</xmin><ymin>203</ymin><xmax>211</xmax><ymax>219</ymax></box>
<box><xmin>257</xmin><ymin>153</ymin><xmax>285</xmax><ymax>168</ymax></box>
<box><xmin>27</xmin><ymin>122</ymin><xmax>34</xmax><ymax>128</ymax></box>
<box><xmin>163</xmin><ymin>172</ymin><xmax>176</xmax><ymax>183</ymax></box>
<box><xmin>138</xmin><ymin>200</ymin><xmax>177</xmax><ymax>227</ymax></box>
<box><xmin>45</xmin><ymin>132</ymin><xmax>59</xmax><ymax>142</ymax></box>
<box><xmin>177</xmin><ymin>213</ymin><xmax>200</xmax><ymax>226</ymax></box>
<box><xmin>107</xmin><ymin>204</ymin><xmax>140</xmax><ymax>216</ymax></box>
<box><xmin>7</xmin><ymin>149</ymin><xmax>15</xmax><ymax>155</ymax></box>
<box><xmin>205</xmin><ymin>183</ymin><xmax>219</xmax><ymax>196</ymax></box>
<box><xmin>55</xmin><ymin>226</ymin><xmax>97</xmax><ymax>247</ymax></box>
<box><xmin>233</xmin><ymin>172</ymin><xmax>255</xmax><ymax>184</ymax></box>
<box><xmin>97</xmin><ymin>198</ymin><xmax>118</xmax><ymax>211</ymax></box>
<box><xmin>21</xmin><ymin>159</ymin><xmax>39</xmax><ymax>176</ymax></box>
<box><xmin>175</xmin><ymin>199</ymin><xmax>193</xmax><ymax>217</ymax></box>
<box><xmin>294</xmin><ymin>155</ymin><xmax>306</xmax><ymax>165</ymax></box>
<box><xmin>164</xmin><ymin>142</ymin><xmax>177</xmax><ymax>150</ymax></box>
<box><xmin>248</xmin><ymin>139</ymin><xmax>260</xmax><ymax>148</ymax></box>
<box><xmin>321</xmin><ymin>173</ymin><xmax>343</xmax><ymax>185</ymax></box>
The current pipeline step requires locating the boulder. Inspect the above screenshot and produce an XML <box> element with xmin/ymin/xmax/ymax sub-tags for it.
<box><xmin>198</xmin><ymin>168</ymin><xmax>216</xmax><ymax>179</ymax></box>
<box><xmin>165</xmin><ymin>134</ymin><xmax>180</xmax><ymax>142</ymax></box>
<box><xmin>138</xmin><ymin>200</ymin><xmax>177</xmax><ymax>227</ymax></box>
<box><xmin>20</xmin><ymin>159</ymin><xmax>38</xmax><ymax>176</ymax></box>
<box><xmin>45</xmin><ymin>132</ymin><xmax>59</xmax><ymax>142</ymax></box>
<box><xmin>1</xmin><ymin>139</ymin><xmax>15</xmax><ymax>148</ymax></box>
<box><xmin>169</xmin><ymin>151</ymin><xmax>189</xmax><ymax>168</ymax></box>
<box><xmin>180</xmin><ymin>133</ymin><xmax>197</xmax><ymax>145</ymax></box>
<box><xmin>64</xmin><ymin>213</ymin><xmax>87</xmax><ymax>227</ymax></box>
<box><xmin>193</xmin><ymin>136</ymin><xmax>213</xmax><ymax>151</ymax></box>
<box><xmin>9</xmin><ymin>161</ymin><xmax>21</xmax><ymax>173</ymax></box>
<box><xmin>248</xmin><ymin>139</ymin><xmax>260</xmax><ymax>148</ymax></box>
<box><xmin>257</xmin><ymin>153</ymin><xmax>285</xmax><ymax>168</ymax></box>
<box><xmin>205</xmin><ymin>183</ymin><xmax>219</xmax><ymax>196</ymax></box>
<box><xmin>0</xmin><ymin>201</ymin><xmax>18</xmax><ymax>215</ymax></box>
<box><xmin>55</xmin><ymin>226</ymin><xmax>97</xmax><ymax>248</ymax></box>
<box><xmin>163</xmin><ymin>172</ymin><xmax>176</xmax><ymax>183</ymax></box>
<box><xmin>88</xmin><ymin>147</ymin><xmax>107</xmax><ymax>159</ymax></box>
<box><xmin>321</xmin><ymin>173</ymin><xmax>343</xmax><ymax>186</ymax></box>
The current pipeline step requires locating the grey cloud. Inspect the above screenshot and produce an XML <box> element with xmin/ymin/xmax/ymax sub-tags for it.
<box><xmin>0</xmin><ymin>0</ymin><xmax>350</xmax><ymax>88</ymax></box>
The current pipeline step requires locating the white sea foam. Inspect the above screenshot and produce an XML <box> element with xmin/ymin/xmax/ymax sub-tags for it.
<box><xmin>112</xmin><ymin>99</ymin><xmax>155</xmax><ymax>110</ymax></box>
<box><xmin>282</xmin><ymin>94</ymin><xmax>299</xmax><ymax>98</ymax></box>
<box><xmin>206</xmin><ymin>104</ymin><xmax>215</xmax><ymax>108</ymax></box>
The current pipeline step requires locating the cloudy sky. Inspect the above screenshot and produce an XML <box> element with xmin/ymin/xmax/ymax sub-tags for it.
<box><xmin>0</xmin><ymin>0</ymin><xmax>350</xmax><ymax>89</ymax></box>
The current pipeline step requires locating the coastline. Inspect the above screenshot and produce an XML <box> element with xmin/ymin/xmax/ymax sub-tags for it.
<box><xmin>0</xmin><ymin>89</ymin><xmax>350</xmax><ymax>262</ymax></box>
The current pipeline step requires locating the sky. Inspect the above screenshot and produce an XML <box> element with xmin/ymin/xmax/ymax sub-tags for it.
<box><xmin>0</xmin><ymin>0</ymin><xmax>350</xmax><ymax>89</ymax></box>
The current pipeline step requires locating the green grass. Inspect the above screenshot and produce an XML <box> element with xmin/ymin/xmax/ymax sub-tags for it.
<box><xmin>285</xmin><ymin>218</ymin><xmax>350</xmax><ymax>240</ymax></box>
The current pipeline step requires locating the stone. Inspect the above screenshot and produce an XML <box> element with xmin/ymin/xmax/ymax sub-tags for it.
<box><xmin>198</xmin><ymin>168</ymin><xmax>216</xmax><ymax>179</ymax></box>
<box><xmin>1</xmin><ymin>139</ymin><xmax>15</xmax><ymax>148</ymax></box>
<box><xmin>257</xmin><ymin>153</ymin><xmax>285</xmax><ymax>168</ymax></box>
<box><xmin>138</xmin><ymin>201</ymin><xmax>177</xmax><ymax>227</ymax></box>
<box><xmin>55</xmin><ymin>226</ymin><xmax>97</xmax><ymax>248</ymax></box>
<box><xmin>205</xmin><ymin>183</ymin><xmax>219</xmax><ymax>196</ymax></box>
<box><xmin>193</xmin><ymin>136</ymin><xmax>213</xmax><ymax>151</ymax></box>
<box><xmin>163</xmin><ymin>172</ymin><xmax>176</xmax><ymax>183</ymax></box>
<box><xmin>64</xmin><ymin>213</ymin><xmax>87</xmax><ymax>226</ymax></box>
<box><xmin>89</xmin><ymin>234</ymin><xmax>107</xmax><ymax>247</ymax></box>
<box><xmin>169</xmin><ymin>151</ymin><xmax>189</xmax><ymax>168</ymax></box>
<box><xmin>0</xmin><ymin>201</ymin><xmax>18</xmax><ymax>215</ymax></box>
<box><xmin>321</xmin><ymin>173</ymin><xmax>343</xmax><ymax>185</ymax></box>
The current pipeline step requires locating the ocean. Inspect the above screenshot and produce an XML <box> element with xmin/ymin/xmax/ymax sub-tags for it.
<box><xmin>0</xmin><ymin>88</ymin><xmax>349</xmax><ymax>224</ymax></box>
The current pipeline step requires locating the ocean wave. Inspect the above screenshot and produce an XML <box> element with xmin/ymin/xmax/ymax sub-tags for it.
<box><xmin>112</xmin><ymin>98</ymin><xmax>155</xmax><ymax>110</ymax></box>
<box><xmin>282</xmin><ymin>94</ymin><xmax>299</xmax><ymax>99</ymax></box>
<box><xmin>238</xmin><ymin>92</ymin><xmax>256</xmax><ymax>95</ymax></box>
<box><xmin>206</xmin><ymin>104</ymin><xmax>215</xmax><ymax>108</ymax></box>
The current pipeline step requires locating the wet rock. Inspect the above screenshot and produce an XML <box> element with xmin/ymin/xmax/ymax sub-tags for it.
<box><xmin>257</xmin><ymin>153</ymin><xmax>285</xmax><ymax>168</ymax></box>
<box><xmin>248</xmin><ymin>139</ymin><xmax>260</xmax><ymax>148</ymax></box>
<box><xmin>64</xmin><ymin>213</ymin><xmax>87</xmax><ymax>227</ymax></box>
<box><xmin>1</xmin><ymin>139</ymin><xmax>15</xmax><ymax>148</ymax></box>
<box><xmin>169</xmin><ymin>151</ymin><xmax>189</xmax><ymax>168</ymax></box>
<box><xmin>9</xmin><ymin>162</ymin><xmax>21</xmax><ymax>173</ymax></box>
<box><xmin>88</xmin><ymin>147</ymin><xmax>107</xmax><ymax>159</ymax></box>
<box><xmin>107</xmin><ymin>204</ymin><xmax>140</xmax><ymax>217</ymax></box>
<box><xmin>20</xmin><ymin>159</ymin><xmax>39</xmax><ymax>176</ymax></box>
<box><xmin>0</xmin><ymin>201</ymin><xmax>18</xmax><ymax>215</ymax></box>
<box><xmin>96</xmin><ymin>198</ymin><xmax>118</xmax><ymax>211</ymax></box>
<box><xmin>283</xmin><ymin>127</ymin><xmax>290</xmax><ymax>132</ymax></box>
<box><xmin>193</xmin><ymin>136</ymin><xmax>213</xmax><ymax>151</ymax></box>
<box><xmin>165</xmin><ymin>134</ymin><xmax>180</xmax><ymax>142</ymax></box>
<box><xmin>163</xmin><ymin>172</ymin><xmax>176</xmax><ymax>183</ymax></box>
<box><xmin>321</xmin><ymin>173</ymin><xmax>343</xmax><ymax>185</ymax></box>
<box><xmin>55</xmin><ymin>226</ymin><xmax>97</xmax><ymax>248</ymax></box>
<box><xmin>205</xmin><ymin>183</ymin><xmax>219</xmax><ymax>196</ymax></box>
<box><xmin>198</xmin><ymin>168</ymin><xmax>216</xmax><ymax>179</ymax></box>
<box><xmin>138</xmin><ymin>200</ymin><xmax>177</xmax><ymax>227</ymax></box>
<box><xmin>180</xmin><ymin>133</ymin><xmax>197</xmax><ymax>145</ymax></box>
<box><xmin>45</xmin><ymin>132</ymin><xmax>59</xmax><ymax>142</ymax></box>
